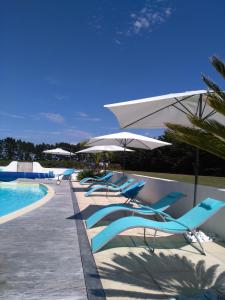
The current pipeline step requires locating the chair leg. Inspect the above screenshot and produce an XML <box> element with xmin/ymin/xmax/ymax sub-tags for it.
<box><xmin>143</xmin><ymin>228</ymin><xmax>157</xmax><ymax>253</ymax></box>
<box><xmin>123</xmin><ymin>198</ymin><xmax>130</xmax><ymax>204</ymax></box>
<box><xmin>183</xmin><ymin>230</ymin><xmax>206</xmax><ymax>256</ymax></box>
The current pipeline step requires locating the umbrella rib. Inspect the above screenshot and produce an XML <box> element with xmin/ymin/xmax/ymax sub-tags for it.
<box><xmin>174</xmin><ymin>97</ymin><xmax>195</xmax><ymax>116</ymax></box>
<box><xmin>171</xmin><ymin>104</ymin><xmax>191</xmax><ymax>115</ymax></box>
<box><xmin>137</xmin><ymin>140</ymin><xmax>155</xmax><ymax>150</ymax></box>
<box><xmin>122</xmin><ymin>95</ymin><xmax>195</xmax><ymax>128</ymax></box>
<box><xmin>126</xmin><ymin>139</ymin><xmax>134</xmax><ymax>147</ymax></box>
<box><xmin>87</xmin><ymin>138</ymin><xmax>105</xmax><ymax>146</ymax></box>
<box><xmin>201</xmin><ymin>98</ymin><xmax>207</xmax><ymax>116</ymax></box>
<box><xmin>202</xmin><ymin>110</ymin><xmax>217</xmax><ymax>120</ymax></box>
<box><xmin>115</xmin><ymin>138</ymin><xmax>124</xmax><ymax>147</ymax></box>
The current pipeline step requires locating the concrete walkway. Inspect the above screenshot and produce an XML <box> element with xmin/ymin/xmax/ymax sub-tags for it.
<box><xmin>0</xmin><ymin>181</ymin><xmax>88</xmax><ymax>300</ymax></box>
<box><xmin>73</xmin><ymin>180</ymin><xmax>225</xmax><ymax>300</ymax></box>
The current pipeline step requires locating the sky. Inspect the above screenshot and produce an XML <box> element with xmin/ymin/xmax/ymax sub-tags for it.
<box><xmin>1</xmin><ymin>0</ymin><xmax>225</xmax><ymax>144</ymax></box>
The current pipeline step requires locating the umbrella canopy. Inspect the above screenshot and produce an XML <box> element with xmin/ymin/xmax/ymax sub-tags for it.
<box><xmin>76</xmin><ymin>145</ymin><xmax>134</xmax><ymax>153</ymax></box>
<box><xmin>87</xmin><ymin>132</ymin><xmax>170</xmax><ymax>174</ymax></box>
<box><xmin>104</xmin><ymin>90</ymin><xmax>223</xmax><ymax>206</ymax></box>
<box><xmin>104</xmin><ymin>90</ymin><xmax>225</xmax><ymax>129</ymax></box>
<box><xmin>43</xmin><ymin>148</ymin><xmax>76</xmax><ymax>156</ymax></box>
<box><xmin>87</xmin><ymin>132</ymin><xmax>171</xmax><ymax>149</ymax></box>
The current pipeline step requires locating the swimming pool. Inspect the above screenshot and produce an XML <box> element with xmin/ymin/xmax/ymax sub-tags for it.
<box><xmin>0</xmin><ymin>183</ymin><xmax>52</xmax><ymax>221</ymax></box>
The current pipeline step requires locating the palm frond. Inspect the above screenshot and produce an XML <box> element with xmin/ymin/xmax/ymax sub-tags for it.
<box><xmin>211</xmin><ymin>56</ymin><xmax>225</xmax><ymax>79</ymax></box>
<box><xmin>207</xmin><ymin>94</ymin><xmax>225</xmax><ymax>116</ymax></box>
<box><xmin>166</xmin><ymin>123</ymin><xmax>225</xmax><ymax>161</ymax></box>
<box><xmin>189</xmin><ymin>115</ymin><xmax>225</xmax><ymax>141</ymax></box>
<box><xmin>202</xmin><ymin>75</ymin><xmax>222</xmax><ymax>93</ymax></box>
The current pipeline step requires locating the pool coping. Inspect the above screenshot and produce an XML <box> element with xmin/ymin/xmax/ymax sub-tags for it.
<box><xmin>70</xmin><ymin>182</ymin><xmax>106</xmax><ymax>300</ymax></box>
<box><xmin>0</xmin><ymin>183</ymin><xmax>55</xmax><ymax>225</ymax></box>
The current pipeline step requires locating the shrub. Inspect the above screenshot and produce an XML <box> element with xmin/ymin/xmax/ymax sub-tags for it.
<box><xmin>77</xmin><ymin>169</ymin><xmax>96</xmax><ymax>181</ymax></box>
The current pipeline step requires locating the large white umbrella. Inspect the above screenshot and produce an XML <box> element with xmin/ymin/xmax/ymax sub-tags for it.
<box><xmin>43</xmin><ymin>148</ymin><xmax>76</xmax><ymax>156</ymax></box>
<box><xmin>87</xmin><ymin>132</ymin><xmax>171</xmax><ymax>173</ymax></box>
<box><xmin>104</xmin><ymin>90</ymin><xmax>224</xmax><ymax>205</ymax></box>
<box><xmin>87</xmin><ymin>132</ymin><xmax>171</xmax><ymax>149</ymax></box>
<box><xmin>76</xmin><ymin>145</ymin><xmax>134</xmax><ymax>153</ymax></box>
<box><xmin>104</xmin><ymin>90</ymin><xmax>224</xmax><ymax>129</ymax></box>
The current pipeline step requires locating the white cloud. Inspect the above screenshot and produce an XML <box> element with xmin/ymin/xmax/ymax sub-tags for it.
<box><xmin>0</xmin><ymin>128</ymin><xmax>92</xmax><ymax>143</ymax></box>
<box><xmin>65</xmin><ymin>128</ymin><xmax>91</xmax><ymax>138</ymax></box>
<box><xmin>0</xmin><ymin>110</ymin><xmax>24</xmax><ymax>119</ymax></box>
<box><xmin>76</xmin><ymin>111</ymin><xmax>89</xmax><ymax>118</ymax></box>
<box><xmin>44</xmin><ymin>76</ymin><xmax>60</xmax><ymax>86</ymax></box>
<box><xmin>75</xmin><ymin>112</ymin><xmax>101</xmax><ymax>122</ymax></box>
<box><xmin>55</xmin><ymin>95</ymin><xmax>66</xmax><ymax>101</ymax></box>
<box><xmin>125</xmin><ymin>1</ymin><xmax>173</xmax><ymax>36</ymax></box>
<box><xmin>40</xmin><ymin>112</ymin><xmax>65</xmax><ymax>123</ymax></box>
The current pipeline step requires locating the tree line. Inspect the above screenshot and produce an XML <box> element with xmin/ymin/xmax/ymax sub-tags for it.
<box><xmin>1</xmin><ymin>133</ymin><xmax>225</xmax><ymax>176</ymax></box>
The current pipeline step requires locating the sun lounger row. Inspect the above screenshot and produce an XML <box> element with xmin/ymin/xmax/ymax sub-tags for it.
<box><xmin>79</xmin><ymin>172</ymin><xmax>225</xmax><ymax>255</ymax></box>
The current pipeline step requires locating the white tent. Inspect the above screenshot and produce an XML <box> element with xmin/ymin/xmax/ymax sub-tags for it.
<box><xmin>76</xmin><ymin>145</ymin><xmax>134</xmax><ymax>153</ymax></box>
<box><xmin>87</xmin><ymin>132</ymin><xmax>171</xmax><ymax>149</ymax></box>
<box><xmin>43</xmin><ymin>148</ymin><xmax>75</xmax><ymax>156</ymax></box>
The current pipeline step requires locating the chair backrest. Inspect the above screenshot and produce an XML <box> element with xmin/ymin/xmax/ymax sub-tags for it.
<box><xmin>120</xmin><ymin>180</ymin><xmax>146</xmax><ymax>200</ymax></box>
<box><xmin>119</xmin><ymin>178</ymin><xmax>135</xmax><ymax>190</ymax></box>
<box><xmin>102</xmin><ymin>172</ymin><xmax>113</xmax><ymax>181</ymax></box>
<box><xmin>151</xmin><ymin>192</ymin><xmax>185</xmax><ymax>211</ymax></box>
<box><xmin>111</xmin><ymin>175</ymin><xmax>127</xmax><ymax>186</ymax></box>
<box><xmin>63</xmin><ymin>169</ymin><xmax>75</xmax><ymax>176</ymax></box>
<box><xmin>178</xmin><ymin>198</ymin><xmax>225</xmax><ymax>230</ymax></box>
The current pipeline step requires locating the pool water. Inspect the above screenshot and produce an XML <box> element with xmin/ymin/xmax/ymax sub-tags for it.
<box><xmin>0</xmin><ymin>183</ymin><xmax>47</xmax><ymax>217</ymax></box>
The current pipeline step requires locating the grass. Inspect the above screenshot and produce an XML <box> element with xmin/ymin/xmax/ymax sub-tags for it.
<box><xmin>126</xmin><ymin>171</ymin><xmax>225</xmax><ymax>188</ymax></box>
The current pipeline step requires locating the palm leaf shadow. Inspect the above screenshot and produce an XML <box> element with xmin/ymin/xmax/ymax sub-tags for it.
<box><xmin>93</xmin><ymin>251</ymin><xmax>225</xmax><ymax>299</ymax></box>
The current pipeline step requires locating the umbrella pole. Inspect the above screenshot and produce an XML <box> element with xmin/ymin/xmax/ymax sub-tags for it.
<box><xmin>122</xmin><ymin>148</ymin><xmax>126</xmax><ymax>175</ymax></box>
<box><xmin>193</xmin><ymin>95</ymin><xmax>203</xmax><ymax>207</ymax></box>
<box><xmin>193</xmin><ymin>148</ymin><xmax>199</xmax><ymax>207</ymax></box>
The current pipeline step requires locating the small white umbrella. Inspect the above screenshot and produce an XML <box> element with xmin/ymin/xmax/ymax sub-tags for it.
<box><xmin>43</xmin><ymin>148</ymin><xmax>76</xmax><ymax>156</ymax></box>
<box><xmin>104</xmin><ymin>90</ymin><xmax>224</xmax><ymax>205</ymax></box>
<box><xmin>76</xmin><ymin>145</ymin><xmax>134</xmax><ymax>172</ymax></box>
<box><xmin>76</xmin><ymin>145</ymin><xmax>134</xmax><ymax>153</ymax></box>
<box><xmin>87</xmin><ymin>132</ymin><xmax>171</xmax><ymax>172</ymax></box>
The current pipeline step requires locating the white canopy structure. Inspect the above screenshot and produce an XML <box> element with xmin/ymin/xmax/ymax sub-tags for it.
<box><xmin>43</xmin><ymin>148</ymin><xmax>75</xmax><ymax>156</ymax></box>
<box><xmin>76</xmin><ymin>145</ymin><xmax>134</xmax><ymax>153</ymax></box>
<box><xmin>87</xmin><ymin>132</ymin><xmax>171</xmax><ymax>150</ymax></box>
<box><xmin>104</xmin><ymin>90</ymin><xmax>224</xmax><ymax>129</ymax></box>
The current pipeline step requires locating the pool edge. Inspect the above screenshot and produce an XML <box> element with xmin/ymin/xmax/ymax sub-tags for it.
<box><xmin>0</xmin><ymin>183</ymin><xmax>55</xmax><ymax>225</ymax></box>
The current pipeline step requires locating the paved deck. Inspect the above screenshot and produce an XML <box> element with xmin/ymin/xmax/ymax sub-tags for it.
<box><xmin>73</xmin><ymin>180</ymin><xmax>225</xmax><ymax>300</ymax></box>
<box><xmin>0</xmin><ymin>180</ymin><xmax>90</xmax><ymax>300</ymax></box>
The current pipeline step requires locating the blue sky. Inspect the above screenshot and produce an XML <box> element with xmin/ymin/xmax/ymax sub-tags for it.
<box><xmin>1</xmin><ymin>0</ymin><xmax>225</xmax><ymax>144</ymax></box>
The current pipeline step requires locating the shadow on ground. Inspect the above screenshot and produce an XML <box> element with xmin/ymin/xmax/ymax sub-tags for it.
<box><xmin>92</xmin><ymin>251</ymin><xmax>225</xmax><ymax>299</ymax></box>
<box><xmin>67</xmin><ymin>204</ymin><xmax>128</xmax><ymax>222</ymax></box>
<box><xmin>72</xmin><ymin>187</ymin><xmax>87</xmax><ymax>192</ymax></box>
<box><xmin>99</xmin><ymin>234</ymin><xmax>202</xmax><ymax>254</ymax></box>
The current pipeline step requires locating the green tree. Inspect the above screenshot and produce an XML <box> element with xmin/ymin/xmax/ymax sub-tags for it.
<box><xmin>166</xmin><ymin>56</ymin><xmax>225</xmax><ymax>160</ymax></box>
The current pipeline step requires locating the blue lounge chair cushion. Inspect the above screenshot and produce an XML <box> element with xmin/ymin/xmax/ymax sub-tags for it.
<box><xmin>91</xmin><ymin>197</ymin><xmax>225</xmax><ymax>253</ymax></box>
<box><xmin>86</xmin><ymin>191</ymin><xmax>184</xmax><ymax>229</ymax></box>
<box><xmin>85</xmin><ymin>178</ymin><xmax>135</xmax><ymax>197</ymax></box>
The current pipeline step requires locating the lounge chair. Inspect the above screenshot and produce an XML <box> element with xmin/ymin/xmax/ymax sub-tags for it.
<box><xmin>80</xmin><ymin>172</ymin><xmax>113</xmax><ymax>185</ymax></box>
<box><xmin>91</xmin><ymin>198</ymin><xmax>225</xmax><ymax>255</ymax></box>
<box><xmin>85</xmin><ymin>178</ymin><xmax>135</xmax><ymax>197</ymax></box>
<box><xmin>86</xmin><ymin>191</ymin><xmax>184</xmax><ymax>229</ymax></box>
<box><xmin>88</xmin><ymin>175</ymin><xmax>128</xmax><ymax>189</ymax></box>
<box><xmin>57</xmin><ymin>168</ymin><xmax>75</xmax><ymax>184</ymax></box>
<box><xmin>120</xmin><ymin>180</ymin><xmax>145</xmax><ymax>203</ymax></box>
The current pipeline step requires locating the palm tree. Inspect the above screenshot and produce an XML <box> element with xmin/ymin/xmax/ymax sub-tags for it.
<box><xmin>166</xmin><ymin>56</ymin><xmax>225</xmax><ymax>161</ymax></box>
